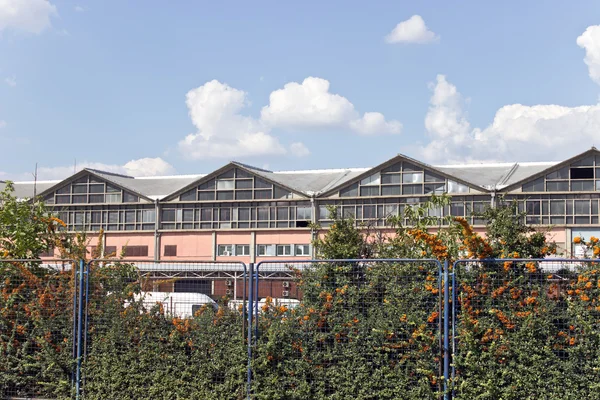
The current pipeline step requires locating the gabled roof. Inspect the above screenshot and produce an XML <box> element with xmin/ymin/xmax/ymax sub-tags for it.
<box><xmin>35</xmin><ymin>169</ymin><xmax>156</xmax><ymax>202</ymax></box>
<box><xmin>318</xmin><ymin>153</ymin><xmax>490</xmax><ymax>197</ymax></box>
<box><xmin>501</xmin><ymin>147</ymin><xmax>599</xmax><ymax>192</ymax></box>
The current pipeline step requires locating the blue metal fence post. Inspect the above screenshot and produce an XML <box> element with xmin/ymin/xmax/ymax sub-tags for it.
<box><xmin>443</xmin><ymin>260</ymin><xmax>450</xmax><ymax>400</ymax></box>
<box><xmin>75</xmin><ymin>259</ymin><xmax>85</xmax><ymax>400</ymax></box>
<box><xmin>246</xmin><ymin>262</ymin><xmax>254</xmax><ymax>400</ymax></box>
<box><xmin>451</xmin><ymin>269</ymin><xmax>456</xmax><ymax>399</ymax></box>
<box><xmin>71</xmin><ymin>261</ymin><xmax>78</xmax><ymax>390</ymax></box>
<box><xmin>254</xmin><ymin>265</ymin><xmax>259</xmax><ymax>341</ymax></box>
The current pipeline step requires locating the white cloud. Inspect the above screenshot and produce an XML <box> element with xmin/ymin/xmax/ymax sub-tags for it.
<box><xmin>290</xmin><ymin>142</ymin><xmax>310</xmax><ymax>157</ymax></box>
<box><xmin>420</xmin><ymin>74</ymin><xmax>600</xmax><ymax>164</ymax></box>
<box><xmin>5</xmin><ymin>76</ymin><xmax>16</xmax><ymax>87</ymax></box>
<box><xmin>260</xmin><ymin>77</ymin><xmax>401</xmax><ymax>135</ymax></box>
<box><xmin>385</xmin><ymin>15</ymin><xmax>439</xmax><ymax>44</ymax></box>
<box><xmin>577</xmin><ymin>25</ymin><xmax>600</xmax><ymax>86</ymax></box>
<box><xmin>0</xmin><ymin>0</ymin><xmax>57</xmax><ymax>34</ymax></box>
<box><xmin>0</xmin><ymin>120</ymin><xmax>6</xmax><ymax>128</ymax></box>
<box><xmin>349</xmin><ymin>112</ymin><xmax>402</xmax><ymax>135</ymax></box>
<box><xmin>7</xmin><ymin>157</ymin><xmax>175</xmax><ymax>181</ymax></box>
<box><xmin>74</xmin><ymin>5</ymin><xmax>84</xmax><ymax>12</ymax></box>
<box><xmin>178</xmin><ymin>80</ymin><xmax>286</xmax><ymax>159</ymax></box>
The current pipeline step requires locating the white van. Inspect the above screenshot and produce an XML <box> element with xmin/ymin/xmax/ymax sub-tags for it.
<box><xmin>135</xmin><ymin>292</ymin><xmax>218</xmax><ymax>318</ymax></box>
<box><xmin>228</xmin><ymin>298</ymin><xmax>300</xmax><ymax>313</ymax></box>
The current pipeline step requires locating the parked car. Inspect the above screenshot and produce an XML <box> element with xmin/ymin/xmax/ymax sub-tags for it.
<box><xmin>134</xmin><ymin>291</ymin><xmax>218</xmax><ymax>318</ymax></box>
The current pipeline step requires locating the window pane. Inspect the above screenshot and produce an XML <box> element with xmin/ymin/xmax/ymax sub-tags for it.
<box><xmin>546</xmin><ymin>181</ymin><xmax>568</xmax><ymax>192</ymax></box>
<box><xmin>239</xmin><ymin>208</ymin><xmax>250</xmax><ymax>220</ymax></box>
<box><xmin>319</xmin><ymin>205</ymin><xmax>331</xmax><ymax>219</ymax></box>
<box><xmin>89</xmin><ymin>194</ymin><xmax>104</xmax><ymax>203</ymax></box>
<box><xmin>425</xmin><ymin>183</ymin><xmax>445</xmax><ymax>194</ymax></box>
<box><xmin>218</xmin><ymin>245</ymin><xmax>233</xmax><ymax>256</ymax></box>
<box><xmin>550</xmin><ymin>201</ymin><xmax>565</xmax><ymax>215</ymax></box>
<box><xmin>57</xmin><ymin>186</ymin><xmax>70</xmax><ymax>195</ymax></box>
<box><xmin>363</xmin><ymin>205</ymin><xmax>376</xmax><ymax>219</ymax></box>
<box><xmin>123</xmin><ymin>192</ymin><xmax>138</xmax><ymax>203</ymax></box>
<box><xmin>72</xmin><ymin>185</ymin><xmax>87</xmax><ymax>194</ymax></box>
<box><xmin>220</xmin><ymin>208</ymin><xmax>231</xmax><ymax>221</ymax></box>
<box><xmin>382</xmin><ymin>162</ymin><xmax>401</xmax><ymax>173</ymax></box>
<box><xmin>277</xmin><ymin>207</ymin><xmax>289</xmax><ymax>220</ymax></box>
<box><xmin>218</xmin><ymin>170</ymin><xmax>235</xmax><ymax>179</ymax></box>
<box><xmin>108</xmin><ymin>212</ymin><xmax>119</xmax><ymax>223</ymax></box>
<box><xmin>142</xmin><ymin>210</ymin><xmax>156</xmax><ymax>223</ymax></box>
<box><xmin>180</xmin><ymin>189</ymin><xmax>196</xmax><ymax>201</ymax></box>
<box><xmin>216</xmin><ymin>191</ymin><xmax>234</xmax><ymax>200</ymax></box>
<box><xmin>200</xmin><ymin>209</ymin><xmax>212</xmax><ymax>221</ymax></box>
<box><xmin>571</xmin><ymin>168</ymin><xmax>594</xmax><ymax>179</ymax></box>
<box><xmin>183</xmin><ymin>209</ymin><xmax>194</xmax><ymax>222</ymax></box>
<box><xmin>450</xmin><ymin>203</ymin><xmax>464</xmax><ymax>216</ymax></box>
<box><xmin>526</xmin><ymin>201</ymin><xmax>541</xmax><ymax>215</ymax></box>
<box><xmin>254</xmin><ymin>178</ymin><xmax>272</xmax><ymax>189</ymax></box>
<box><xmin>360</xmin><ymin>173</ymin><xmax>380</xmax><ymax>186</ymax></box>
<box><xmin>235</xmin><ymin>180</ymin><xmax>253</xmax><ymax>189</ymax></box>
<box><xmin>257</xmin><ymin>207</ymin><xmax>269</xmax><ymax>221</ymax></box>
<box><xmin>448</xmin><ymin>180</ymin><xmax>469</xmax><ymax>193</ymax></box>
<box><xmin>572</xmin><ymin>181</ymin><xmax>594</xmax><ymax>191</ymax></box>
<box><xmin>295</xmin><ymin>245</ymin><xmax>310</xmax><ymax>256</ymax></box>
<box><xmin>381</xmin><ymin>185</ymin><xmax>401</xmax><ymax>196</ymax></box>
<box><xmin>106</xmin><ymin>185</ymin><xmax>120</xmax><ymax>193</ymax></box>
<box><xmin>162</xmin><ymin>209</ymin><xmax>176</xmax><ymax>222</ymax></box>
<box><xmin>340</xmin><ymin>184</ymin><xmax>358</xmax><ymax>197</ymax></box>
<box><xmin>273</xmin><ymin>187</ymin><xmax>292</xmax><ymax>199</ymax></box>
<box><xmin>360</xmin><ymin>186</ymin><xmax>379</xmax><ymax>196</ymax></box>
<box><xmin>217</xmin><ymin>180</ymin><xmax>234</xmax><ymax>190</ymax></box>
<box><xmin>575</xmin><ymin>200</ymin><xmax>590</xmax><ymax>215</ymax></box>
<box><xmin>72</xmin><ymin>195</ymin><xmax>87</xmax><ymax>203</ymax></box>
<box><xmin>402</xmin><ymin>172</ymin><xmax>423</xmax><ymax>184</ymax></box>
<box><xmin>56</xmin><ymin>195</ymin><xmax>70</xmax><ymax>204</ymax></box>
<box><xmin>254</xmin><ymin>190</ymin><xmax>272</xmax><ymax>199</ymax></box>
<box><xmin>198</xmin><ymin>191</ymin><xmax>215</xmax><ymax>201</ymax></box>
<box><xmin>235</xmin><ymin>190</ymin><xmax>253</xmax><ymax>200</ymax></box>
<box><xmin>381</xmin><ymin>174</ymin><xmax>401</xmax><ymax>184</ymax></box>
<box><xmin>235</xmin><ymin>245</ymin><xmax>250</xmax><ymax>256</ymax></box>
<box><xmin>522</xmin><ymin>178</ymin><xmax>544</xmax><ymax>192</ymax></box>
<box><xmin>297</xmin><ymin>206</ymin><xmax>312</xmax><ymax>220</ymax></box>
<box><xmin>199</xmin><ymin>180</ymin><xmax>215</xmax><ymax>190</ymax></box>
<box><xmin>424</xmin><ymin>171</ymin><xmax>444</xmax><ymax>182</ymax></box>
<box><xmin>546</xmin><ymin>167</ymin><xmax>569</xmax><ymax>180</ymax></box>
<box><xmin>106</xmin><ymin>193</ymin><xmax>121</xmax><ymax>203</ymax></box>
<box><xmin>402</xmin><ymin>185</ymin><xmax>423</xmax><ymax>195</ymax></box>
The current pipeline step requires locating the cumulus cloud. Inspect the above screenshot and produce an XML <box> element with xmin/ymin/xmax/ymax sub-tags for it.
<box><xmin>0</xmin><ymin>120</ymin><xmax>6</xmax><ymax>129</ymax></box>
<box><xmin>577</xmin><ymin>25</ymin><xmax>600</xmax><ymax>85</ymax></box>
<box><xmin>260</xmin><ymin>77</ymin><xmax>401</xmax><ymax>135</ymax></box>
<box><xmin>7</xmin><ymin>157</ymin><xmax>175</xmax><ymax>181</ymax></box>
<box><xmin>178</xmin><ymin>80</ymin><xmax>286</xmax><ymax>159</ymax></box>
<box><xmin>74</xmin><ymin>5</ymin><xmax>84</xmax><ymax>12</ymax></box>
<box><xmin>290</xmin><ymin>142</ymin><xmax>310</xmax><ymax>157</ymax></box>
<box><xmin>385</xmin><ymin>15</ymin><xmax>439</xmax><ymax>44</ymax></box>
<box><xmin>0</xmin><ymin>0</ymin><xmax>57</xmax><ymax>34</ymax></box>
<box><xmin>420</xmin><ymin>74</ymin><xmax>600</xmax><ymax>164</ymax></box>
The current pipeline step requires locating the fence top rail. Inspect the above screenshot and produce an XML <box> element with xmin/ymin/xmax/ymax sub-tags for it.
<box><xmin>0</xmin><ymin>258</ymin><xmax>76</xmax><ymax>262</ymax></box>
<box><xmin>454</xmin><ymin>258</ymin><xmax>599</xmax><ymax>264</ymax></box>
<box><xmin>88</xmin><ymin>259</ymin><xmax>248</xmax><ymax>272</ymax></box>
<box><xmin>256</xmin><ymin>258</ymin><xmax>443</xmax><ymax>272</ymax></box>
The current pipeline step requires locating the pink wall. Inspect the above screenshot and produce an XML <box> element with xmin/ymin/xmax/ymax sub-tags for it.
<box><xmin>105</xmin><ymin>232</ymin><xmax>155</xmax><ymax>259</ymax></box>
<box><xmin>161</xmin><ymin>232</ymin><xmax>213</xmax><ymax>260</ymax></box>
<box><xmin>255</xmin><ymin>231</ymin><xmax>312</xmax><ymax>245</ymax></box>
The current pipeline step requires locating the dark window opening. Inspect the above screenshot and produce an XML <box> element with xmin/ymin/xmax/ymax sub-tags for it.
<box><xmin>164</xmin><ymin>245</ymin><xmax>177</xmax><ymax>256</ymax></box>
<box><xmin>104</xmin><ymin>246</ymin><xmax>117</xmax><ymax>256</ymax></box>
<box><xmin>124</xmin><ymin>245</ymin><xmax>149</xmax><ymax>257</ymax></box>
<box><xmin>571</xmin><ymin>167</ymin><xmax>594</xmax><ymax>180</ymax></box>
<box><xmin>175</xmin><ymin>280</ymin><xmax>211</xmax><ymax>295</ymax></box>
<box><xmin>295</xmin><ymin>220</ymin><xmax>309</xmax><ymax>228</ymax></box>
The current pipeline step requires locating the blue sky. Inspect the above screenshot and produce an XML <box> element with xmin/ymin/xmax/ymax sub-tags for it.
<box><xmin>1</xmin><ymin>0</ymin><xmax>600</xmax><ymax>180</ymax></box>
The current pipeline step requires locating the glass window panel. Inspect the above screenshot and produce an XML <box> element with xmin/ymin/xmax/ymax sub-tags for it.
<box><xmin>596</xmin><ymin>180</ymin><xmax>600</xmax><ymax>191</ymax></box>
<box><xmin>575</xmin><ymin>216</ymin><xmax>590</xmax><ymax>224</ymax></box>
<box><xmin>546</xmin><ymin>167</ymin><xmax>569</xmax><ymax>180</ymax></box>
<box><xmin>254</xmin><ymin>190</ymin><xmax>272</xmax><ymax>199</ymax></box>
<box><xmin>276</xmin><ymin>245</ymin><xmax>292</xmax><ymax>256</ymax></box>
<box><xmin>72</xmin><ymin>195</ymin><xmax>87</xmax><ymax>204</ymax></box>
<box><xmin>108</xmin><ymin>212</ymin><xmax>119</xmax><ymax>223</ymax></box>
<box><xmin>382</xmin><ymin>162</ymin><xmax>401</xmax><ymax>173</ymax></box>
<box><xmin>216</xmin><ymin>180</ymin><xmax>234</xmax><ymax>190</ymax></box>
<box><xmin>183</xmin><ymin>209</ymin><xmax>194</xmax><ymax>222</ymax></box>
<box><xmin>57</xmin><ymin>185</ymin><xmax>71</xmax><ymax>195</ymax></box>
<box><xmin>571</xmin><ymin>180</ymin><xmax>594</xmax><ymax>191</ymax></box>
<box><xmin>180</xmin><ymin>189</ymin><xmax>196</xmax><ymax>201</ymax></box>
<box><xmin>550</xmin><ymin>216</ymin><xmax>565</xmax><ymax>224</ymax></box>
<box><xmin>125</xmin><ymin>211</ymin><xmax>136</xmax><ymax>223</ymax></box>
<box><xmin>450</xmin><ymin>202</ymin><xmax>464</xmax><ymax>216</ymax></box>
<box><xmin>257</xmin><ymin>207</ymin><xmax>269</xmax><ymax>221</ymax></box>
<box><xmin>572</xmin><ymin>156</ymin><xmax>594</xmax><ymax>166</ymax></box>
<box><xmin>360</xmin><ymin>173</ymin><xmax>380</xmax><ymax>186</ymax></box>
<box><xmin>402</xmin><ymin>172</ymin><xmax>423</xmax><ymax>184</ymax></box>
<box><xmin>198</xmin><ymin>191</ymin><xmax>215</xmax><ymax>201</ymax></box>
<box><xmin>295</xmin><ymin>245</ymin><xmax>310</xmax><ymax>256</ymax></box>
<box><xmin>199</xmin><ymin>180</ymin><xmax>215</xmax><ymax>190</ymax></box>
<box><xmin>239</xmin><ymin>208</ymin><xmax>250</xmax><ymax>220</ymax></box>
<box><xmin>219</xmin><ymin>208</ymin><xmax>231</xmax><ymax>221</ymax></box>
<box><xmin>363</xmin><ymin>205</ymin><xmax>376</xmax><ymax>219</ymax></box>
<box><xmin>522</xmin><ymin>178</ymin><xmax>544</xmax><ymax>192</ymax></box>
<box><xmin>73</xmin><ymin>177</ymin><xmax>88</xmax><ymax>184</ymax></box>
<box><xmin>106</xmin><ymin>193</ymin><xmax>121</xmax><ymax>203</ymax></box>
<box><xmin>342</xmin><ymin>206</ymin><xmax>355</xmax><ymax>219</ymax></box>
<box><xmin>360</xmin><ymin>186</ymin><xmax>379</xmax><ymax>196</ymax></box>
<box><xmin>236</xmin><ymin>169</ymin><xmax>253</xmax><ymax>178</ymax></box>
<box><xmin>402</xmin><ymin>162</ymin><xmax>420</xmax><ymax>172</ymax></box>
<box><xmin>89</xmin><ymin>184</ymin><xmax>104</xmax><ymax>194</ymax></box>
<box><xmin>74</xmin><ymin>212</ymin><xmax>85</xmax><ymax>224</ymax></box>
<box><xmin>235</xmin><ymin>180</ymin><xmax>253</xmax><ymax>189</ymax></box>
<box><xmin>447</xmin><ymin>180</ymin><xmax>469</xmax><ymax>193</ymax></box>
<box><xmin>384</xmin><ymin>204</ymin><xmax>398</xmax><ymax>216</ymax></box>
<box><xmin>297</xmin><ymin>206</ymin><xmax>312</xmax><ymax>220</ymax></box>
<box><xmin>216</xmin><ymin>191</ymin><xmax>234</xmax><ymax>200</ymax></box>
<box><xmin>546</xmin><ymin>181</ymin><xmax>569</xmax><ymax>191</ymax></box>
<box><xmin>277</xmin><ymin>207</ymin><xmax>289</xmax><ymax>220</ymax></box>
<box><xmin>402</xmin><ymin>185</ymin><xmax>423</xmax><ymax>195</ymax></box>
<box><xmin>91</xmin><ymin>212</ymin><xmax>102</xmax><ymax>223</ymax></box>
<box><xmin>142</xmin><ymin>210</ymin><xmax>156</xmax><ymax>223</ymax></box>
<box><xmin>161</xmin><ymin>209</ymin><xmax>176</xmax><ymax>222</ymax></box>
<box><xmin>424</xmin><ymin>171</ymin><xmax>444</xmax><ymax>182</ymax></box>
<box><xmin>218</xmin><ymin>170</ymin><xmax>235</xmax><ymax>179</ymax></box>
<box><xmin>56</xmin><ymin>195</ymin><xmax>70</xmax><ymax>204</ymax></box>
<box><xmin>235</xmin><ymin>190</ymin><xmax>253</xmax><ymax>200</ymax></box>
<box><xmin>381</xmin><ymin>185</ymin><xmax>401</xmax><ymax>196</ymax></box>
<box><xmin>123</xmin><ymin>192</ymin><xmax>138</xmax><ymax>203</ymax></box>
<box><xmin>593</xmin><ymin>200</ymin><xmax>599</xmax><ymax>215</ymax></box>
<box><xmin>550</xmin><ymin>201</ymin><xmax>565</xmax><ymax>215</ymax></box>
<box><xmin>72</xmin><ymin>185</ymin><xmax>87</xmax><ymax>194</ymax></box>
<box><xmin>235</xmin><ymin>245</ymin><xmax>250</xmax><ymax>256</ymax></box>
<box><xmin>340</xmin><ymin>184</ymin><xmax>358</xmax><ymax>197</ymax></box>
<box><xmin>106</xmin><ymin>185</ymin><xmax>120</xmax><ymax>193</ymax></box>
<box><xmin>218</xmin><ymin>245</ymin><xmax>233</xmax><ymax>256</ymax></box>
<box><xmin>424</xmin><ymin>183</ymin><xmax>445</xmax><ymax>194</ymax></box>
<box><xmin>200</xmin><ymin>209</ymin><xmax>212</xmax><ymax>221</ymax></box>
<box><xmin>575</xmin><ymin>200</ymin><xmax>590</xmax><ymax>215</ymax></box>
<box><xmin>526</xmin><ymin>201</ymin><xmax>541</xmax><ymax>215</ymax></box>
<box><xmin>254</xmin><ymin>178</ymin><xmax>272</xmax><ymax>189</ymax></box>
<box><xmin>526</xmin><ymin>216</ymin><xmax>541</xmax><ymax>224</ymax></box>
<box><xmin>381</xmin><ymin>174</ymin><xmax>401</xmax><ymax>184</ymax></box>
<box><xmin>89</xmin><ymin>194</ymin><xmax>104</xmax><ymax>203</ymax></box>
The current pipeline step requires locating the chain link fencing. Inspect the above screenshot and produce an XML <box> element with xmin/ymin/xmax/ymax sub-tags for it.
<box><xmin>451</xmin><ymin>258</ymin><xmax>600</xmax><ymax>399</ymax></box>
<box><xmin>0</xmin><ymin>259</ymin><xmax>77</xmax><ymax>400</ymax></box>
<box><xmin>250</xmin><ymin>259</ymin><xmax>445</xmax><ymax>400</ymax></box>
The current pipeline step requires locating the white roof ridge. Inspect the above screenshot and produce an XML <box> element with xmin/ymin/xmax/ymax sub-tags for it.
<box><xmin>274</xmin><ymin>167</ymin><xmax>371</xmax><ymax>174</ymax></box>
<box><xmin>11</xmin><ymin>180</ymin><xmax>62</xmax><ymax>184</ymax></box>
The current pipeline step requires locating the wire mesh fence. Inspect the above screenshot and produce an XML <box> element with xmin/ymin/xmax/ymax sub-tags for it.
<box><xmin>251</xmin><ymin>259</ymin><xmax>445</xmax><ymax>400</ymax></box>
<box><xmin>80</xmin><ymin>260</ymin><xmax>249</xmax><ymax>400</ymax></box>
<box><xmin>0</xmin><ymin>259</ymin><xmax>77</xmax><ymax>400</ymax></box>
<box><xmin>451</xmin><ymin>258</ymin><xmax>600</xmax><ymax>399</ymax></box>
